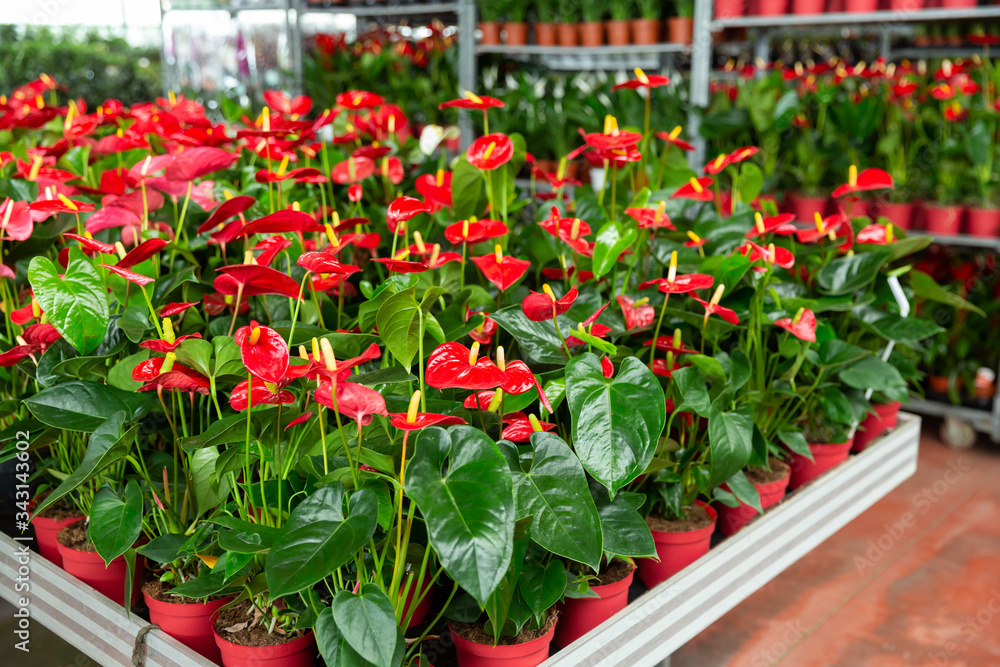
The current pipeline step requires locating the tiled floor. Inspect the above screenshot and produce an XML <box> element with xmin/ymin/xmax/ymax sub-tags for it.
<box><xmin>674</xmin><ymin>422</ymin><xmax>1000</xmax><ymax>667</ymax></box>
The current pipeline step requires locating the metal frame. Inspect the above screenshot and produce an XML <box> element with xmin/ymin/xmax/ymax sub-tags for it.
<box><xmin>0</xmin><ymin>533</ymin><xmax>216</xmax><ymax>667</ymax></box>
<box><xmin>542</xmin><ymin>414</ymin><xmax>921</xmax><ymax>667</ymax></box>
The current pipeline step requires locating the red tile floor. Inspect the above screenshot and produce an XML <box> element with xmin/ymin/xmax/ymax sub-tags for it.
<box><xmin>674</xmin><ymin>421</ymin><xmax>1000</xmax><ymax>667</ymax></box>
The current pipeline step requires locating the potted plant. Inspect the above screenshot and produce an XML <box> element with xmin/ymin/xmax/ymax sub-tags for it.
<box><xmin>668</xmin><ymin>0</ymin><xmax>695</xmax><ymax>44</ymax></box>
<box><xmin>579</xmin><ymin>0</ymin><xmax>605</xmax><ymax>48</ymax></box>
<box><xmin>29</xmin><ymin>434</ymin><xmax>87</xmax><ymax>567</ymax></box>
<box><xmin>964</xmin><ymin>119</ymin><xmax>1000</xmax><ymax>237</ymax></box>
<box><xmin>715</xmin><ymin>0</ymin><xmax>746</xmax><ymax>18</ymax></box>
<box><xmin>534</xmin><ymin>0</ymin><xmax>558</xmax><ymax>47</ymax></box>
<box><xmin>557</xmin><ymin>3</ymin><xmax>579</xmax><ymax>47</ymax></box>
<box><xmin>479</xmin><ymin>0</ymin><xmax>502</xmax><ymax>46</ymax></box>
<box><xmin>606</xmin><ymin>2</ymin><xmax>632</xmax><ymax>46</ymax></box>
<box><xmin>504</xmin><ymin>0</ymin><xmax>529</xmax><ymax>47</ymax></box>
<box><xmin>633</xmin><ymin>0</ymin><xmax>662</xmax><ymax>45</ymax></box>
<box><xmin>756</xmin><ymin>0</ymin><xmax>789</xmax><ymax>16</ymax></box>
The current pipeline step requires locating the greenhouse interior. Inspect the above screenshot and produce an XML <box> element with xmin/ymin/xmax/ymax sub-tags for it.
<box><xmin>1</xmin><ymin>0</ymin><xmax>1000</xmax><ymax>666</ymax></box>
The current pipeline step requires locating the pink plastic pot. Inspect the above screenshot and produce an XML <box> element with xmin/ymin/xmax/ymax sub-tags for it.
<box><xmin>717</xmin><ymin>468</ymin><xmax>790</xmax><ymax>536</ymax></box>
<box><xmin>145</xmin><ymin>593</ymin><xmax>232</xmax><ymax>663</ymax></box>
<box><xmin>451</xmin><ymin>620</ymin><xmax>556</xmax><ymax>667</ymax></box>
<box><xmin>755</xmin><ymin>0</ymin><xmax>788</xmax><ymax>14</ymax></box>
<box><xmin>214</xmin><ymin>629</ymin><xmax>316</xmax><ymax>667</ymax></box>
<box><xmin>788</xmin><ymin>438</ymin><xmax>854</xmax><ymax>491</ymax></box>
<box><xmin>715</xmin><ymin>0</ymin><xmax>748</xmax><ymax>16</ymax></box>
<box><xmin>788</xmin><ymin>194</ymin><xmax>828</xmax><ymax>222</ymax></box>
<box><xmin>844</xmin><ymin>0</ymin><xmax>878</xmax><ymax>9</ymax></box>
<box><xmin>940</xmin><ymin>0</ymin><xmax>975</xmax><ymax>6</ymax></box>
<box><xmin>922</xmin><ymin>204</ymin><xmax>963</xmax><ymax>235</ymax></box>
<box><xmin>554</xmin><ymin>564</ymin><xmax>634</xmax><ymax>648</ymax></box>
<box><xmin>31</xmin><ymin>514</ymin><xmax>82</xmax><ymax>567</ymax></box>
<box><xmin>880</xmin><ymin>202</ymin><xmax>914</xmax><ymax>230</ymax></box>
<box><xmin>636</xmin><ymin>501</ymin><xmax>717</xmax><ymax>589</ymax></box>
<box><xmin>966</xmin><ymin>208</ymin><xmax>1000</xmax><ymax>238</ymax></box>
<box><xmin>889</xmin><ymin>0</ymin><xmax>924</xmax><ymax>8</ymax></box>
<box><xmin>57</xmin><ymin>539</ymin><xmax>144</xmax><ymax>607</ymax></box>
<box><xmin>791</xmin><ymin>0</ymin><xmax>826</xmax><ymax>13</ymax></box>
<box><xmin>853</xmin><ymin>401</ymin><xmax>902</xmax><ymax>452</ymax></box>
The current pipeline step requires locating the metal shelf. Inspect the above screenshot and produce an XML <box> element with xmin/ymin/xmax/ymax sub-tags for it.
<box><xmin>906</xmin><ymin>398</ymin><xmax>998</xmax><ymax>440</ymax></box>
<box><xmin>711</xmin><ymin>6</ymin><xmax>1000</xmax><ymax>31</ymax></box>
<box><xmin>162</xmin><ymin>0</ymin><xmax>288</xmax><ymax>11</ymax></box>
<box><xmin>892</xmin><ymin>46</ymin><xmax>996</xmax><ymax>59</ymax></box>
<box><xmin>913</xmin><ymin>232</ymin><xmax>1000</xmax><ymax>251</ymax></box>
<box><xmin>476</xmin><ymin>43</ymin><xmax>689</xmax><ymax>56</ymax></box>
<box><xmin>303</xmin><ymin>1</ymin><xmax>458</xmax><ymax>16</ymax></box>
<box><xmin>0</xmin><ymin>533</ymin><xmax>215</xmax><ymax>667</ymax></box>
<box><xmin>544</xmin><ymin>414</ymin><xmax>921</xmax><ymax>667</ymax></box>
<box><xmin>477</xmin><ymin>43</ymin><xmax>688</xmax><ymax>71</ymax></box>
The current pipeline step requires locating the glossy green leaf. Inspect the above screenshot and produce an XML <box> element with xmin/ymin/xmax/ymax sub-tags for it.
<box><xmin>724</xmin><ymin>469</ymin><xmax>762</xmax><ymax>514</ymax></box>
<box><xmin>707</xmin><ymin>404</ymin><xmax>754</xmax><ymax>488</ymax></box>
<box><xmin>486</xmin><ymin>516</ymin><xmax>531</xmax><ymax>641</ymax></box>
<box><xmin>117</xmin><ymin>305</ymin><xmax>152</xmax><ymax>343</ymax></box>
<box><xmin>566</xmin><ymin>354</ymin><xmax>665</xmax><ymax>497</ymax></box>
<box><xmin>909</xmin><ymin>270</ymin><xmax>984</xmax><ymax>316</ymax></box>
<box><xmin>816</xmin><ymin>340</ymin><xmax>868</xmax><ymax>368</ymax></box>
<box><xmin>331</xmin><ymin>584</ymin><xmax>403</xmax><ymax>667</ymax></box>
<box><xmin>777</xmin><ymin>427</ymin><xmax>813</xmax><ymax>461</ymax></box>
<box><xmin>376</xmin><ymin>288</ymin><xmax>423</xmax><ymax>368</ymax></box>
<box><xmin>867</xmin><ymin>314</ymin><xmax>944</xmax><ymax>347</ymax></box>
<box><xmin>316</xmin><ymin>607</ymin><xmax>382</xmax><ymax>667</ymax></box>
<box><xmin>591</xmin><ymin>485</ymin><xmax>656</xmax><ymax>558</ymax></box>
<box><xmin>29</xmin><ymin>251</ymin><xmax>109</xmax><ymax>355</ymax></box>
<box><xmin>404</xmin><ymin>426</ymin><xmax>515</xmax><ymax>606</ymax></box>
<box><xmin>89</xmin><ymin>480</ymin><xmax>143</xmax><ymax>566</ymax></box>
<box><xmin>591</xmin><ymin>222</ymin><xmax>638</xmax><ymax>278</ymax></box>
<box><xmin>839</xmin><ymin>356</ymin><xmax>906</xmax><ymax>393</ymax></box>
<box><xmin>738</xmin><ymin>162</ymin><xmax>764</xmax><ymax>204</ymax></box>
<box><xmin>517</xmin><ymin>559</ymin><xmax>566</xmax><ymax>627</ymax></box>
<box><xmin>25</xmin><ymin>380</ymin><xmax>150</xmax><ymax>432</ymax></box>
<box><xmin>491</xmin><ymin>306</ymin><xmax>566</xmax><ymax>364</ymax></box>
<box><xmin>671</xmin><ymin>366</ymin><xmax>710</xmax><ymax>417</ymax></box>
<box><xmin>815</xmin><ymin>250</ymin><xmax>891</xmax><ymax>296</ymax></box>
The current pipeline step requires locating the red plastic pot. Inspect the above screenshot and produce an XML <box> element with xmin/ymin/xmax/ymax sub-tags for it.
<box><xmin>940</xmin><ymin>0</ymin><xmax>975</xmax><ymax>6</ymax></box>
<box><xmin>214</xmin><ymin>629</ymin><xmax>316</xmax><ymax>667</ymax></box>
<box><xmin>451</xmin><ymin>620</ymin><xmax>556</xmax><ymax>667</ymax></box>
<box><xmin>880</xmin><ymin>202</ymin><xmax>914</xmax><ymax>230</ymax></box>
<box><xmin>57</xmin><ymin>540</ymin><xmax>144</xmax><ymax>607</ymax></box>
<box><xmin>636</xmin><ymin>501</ymin><xmax>717</xmax><ymax>589</ymax></box>
<box><xmin>31</xmin><ymin>514</ymin><xmax>82</xmax><ymax>567</ymax></box>
<box><xmin>755</xmin><ymin>0</ymin><xmax>788</xmax><ymax>14</ymax></box>
<box><xmin>788</xmin><ymin>194</ymin><xmax>828</xmax><ymax>222</ymax></box>
<box><xmin>717</xmin><ymin>467</ymin><xmax>790</xmax><ymax>536</ymax></box>
<box><xmin>788</xmin><ymin>438</ymin><xmax>854</xmax><ymax>491</ymax></box>
<box><xmin>853</xmin><ymin>401</ymin><xmax>902</xmax><ymax>452</ymax></box>
<box><xmin>922</xmin><ymin>204</ymin><xmax>963</xmax><ymax>235</ymax></box>
<box><xmin>889</xmin><ymin>0</ymin><xmax>924</xmax><ymax>8</ymax></box>
<box><xmin>145</xmin><ymin>593</ymin><xmax>232</xmax><ymax>663</ymax></box>
<box><xmin>716</xmin><ymin>0</ymin><xmax>747</xmax><ymax>16</ymax></box>
<box><xmin>792</xmin><ymin>0</ymin><xmax>826</xmax><ymax>12</ymax></box>
<box><xmin>966</xmin><ymin>208</ymin><xmax>1000</xmax><ymax>238</ymax></box>
<box><xmin>554</xmin><ymin>563</ymin><xmax>635</xmax><ymax>648</ymax></box>
<box><xmin>401</xmin><ymin>579</ymin><xmax>433</xmax><ymax>628</ymax></box>
<box><xmin>847</xmin><ymin>198</ymin><xmax>870</xmax><ymax>219</ymax></box>
<box><xmin>844</xmin><ymin>0</ymin><xmax>878</xmax><ymax>9</ymax></box>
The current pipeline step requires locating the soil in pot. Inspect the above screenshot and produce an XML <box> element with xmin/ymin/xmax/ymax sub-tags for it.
<box><xmin>788</xmin><ymin>438</ymin><xmax>854</xmax><ymax>491</ymax></box>
<box><xmin>451</xmin><ymin>612</ymin><xmax>558</xmax><ymax>667</ymax></box>
<box><xmin>966</xmin><ymin>208</ymin><xmax>1000</xmax><ymax>238</ymax></box>
<box><xmin>606</xmin><ymin>20</ymin><xmax>630</xmax><ymax>46</ymax></box>
<box><xmin>717</xmin><ymin>460</ymin><xmax>791</xmax><ymax>537</ymax></box>
<box><xmin>31</xmin><ymin>503</ymin><xmax>82</xmax><ymax>567</ymax></box>
<box><xmin>636</xmin><ymin>501</ymin><xmax>717</xmax><ymax>589</ymax></box>
<box><xmin>667</xmin><ymin>17</ymin><xmax>693</xmax><ymax>44</ymax></box>
<box><xmin>631</xmin><ymin>18</ymin><xmax>659</xmax><ymax>45</ymax></box>
<box><xmin>479</xmin><ymin>22</ymin><xmax>501</xmax><ymax>46</ymax></box>
<box><xmin>144</xmin><ymin>579</ymin><xmax>232</xmax><ymax>663</ymax></box>
<box><xmin>554</xmin><ymin>560</ymin><xmax>635</xmax><ymax>648</ymax></box>
<box><xmin>579</xmin><ymin>21</ymin><xmax>603</xmax><ymax>47</ymax></box>
<box><xmin>557</xmin><ymin>22</ymin><xmax>578</xmax><ymax>47</ymax></box>
<box><xmin>853</xmin><ymin>401</ymin><xmax>902</xmax><ymax>452</ymax></box>
<box><xmin>923</xmin><ymin>204</ymin><xmax>963</xmax><ymax>235</ymax></box>
<box><xmin>535</xmin><ymin>23</ymin><xmax>557</xmax><ymax>46</ymax></box>
<box><xmin>214</xmin><ymin>600</ymin><xmax>316</xmax><ymax>667</ymax></box>
<box><xmin>57</xmin><ymin>519</ymin><xmax>144</xmax><ymax>606</ymax></box>
<box><xmin>505</xmin><ymin>22</ymin><xmax>528</xmax><ymax>46</ymax></box>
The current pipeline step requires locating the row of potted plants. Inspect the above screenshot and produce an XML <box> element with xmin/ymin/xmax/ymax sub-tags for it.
<box><xmin>478</xmin><ymin>0</ymin><xmax>694</xmax><ymax>47</ymax></box>
<box><xmin>717</xmin><ymin>0</ymin><xmax>986</xmax><ymax>17</ymax></box>
<box><xmin>1</xmin><ymin>72</ymin><xmax>976</xmax><ymax>667</ymax></box>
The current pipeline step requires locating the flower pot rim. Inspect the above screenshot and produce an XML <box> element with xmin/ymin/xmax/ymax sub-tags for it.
<box><xmin>212</xmin><ymin>624</ymin><xmax>316</xmax><ymax>656</ymax></box>
<box><xmin>144</xmin><ymin>590</ymin><xmax>235</xmax><ymax>614</ymax></box>
<box><xmin>649</xmin><ymin>500</ymin><xmax>718</xmax><ymax>545</ymax></box>
<box><xmin>805</xmin><ymin>440</ymin><xmax>853</xmax><ymax>449</ymax></box>
<box><xmin>449</xmin><ymin>618</ymin><xmax>557</xmax><ymax>657</ymax></box>
<box><xmin>586</xmin><ymin>561</ymin><xmax>636</xmax><ymax>597</ymax></box>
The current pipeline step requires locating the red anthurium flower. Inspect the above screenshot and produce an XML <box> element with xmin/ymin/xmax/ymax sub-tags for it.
<box><xmin>467</xmin><ymin>133</ymin><xmax>514</xmax><ymax>171</ymax></box>
<box><xmin>501</xmin><ymin>413</ymin><xmax>556</xmax><ymax>442</ymax></box>
<box><xmin>857</xmin><ymin>222</ymin><xmax>895</xmax><ymax>245</ymax></box>
<box><xmin>336</xmin><ymin>90</ymin><xmax>384</xmax><ymax>110</ymax></box>
<box><xmin>331</xmin><ymin>156</ymin><xmax>376</xmax><ymax>184</ymax></box>
<box><xmin>471</xmin><ymin>245</ymin><xmax>531</xmax><ymax>292</ymax></box>
<box><xmin>444</xmin><ymin>217</ymin><xmax>508</xmax><ymax>245</ymax></box>
<box><xmin>426</xmin><ymin>341</ymin><xmax>507</xmax><ymax>390</ymax></box>
<box><xmin>160</xmin><ymin>302</ymin><xmax>197</xmax><ymax>317</ymax></box>
<box><xmin>468</xmin><ymin>311</ymin><xmax>497</xmax><ymax>345</ymax></box>
<box><xmin>100</xmin><ymin>264</ymin><xmax>154</xmax><ymax>286</ymax></box>
<box><xmin>625</xmin><ymin>202</ymin><xmax>675</xmax><ymax>230</ymax></box>
<box><xmin>263</xmin><ymin>90</ymin><xmax>312</xmax><ymax>117</ymax></box>
<box><xmin>0</xmin><ymin>323</ymin><xmax>60</xmax><ymax>366</ymax></box>
<box><xmin>348</xmin><ymin>184</ymin><xmax>363</xmax><ymax>202</ymax></box>
<box><xmin>704</xmin><ymin>153</ymin><xmax>732</xmax><ymax>175</ymax></box>
<box><xmin>138</xmin><ymin>365</ymin><xmax>212</xmax><ymax>395</ymax></box>
<box><xmin>943</xmin><ymin>102</ymin><xmax>967</xmax><ymax>123</ymax></box>
<box><xmin>285</xmin><ymin>411</ymin><xmax>313</xmax><ymax>430</ymax></box>
<box><xmin>373</xmin><ymin>249</ymin><xmax>431</xmax><ymax>274</ymax></box>
<box><xmin>141</xmin><ymin>329</ymin><xmax>202</xmax><ymax>353</ymax></box>
<box><xmin>238</xmin><ymin>209</ymin><xmax>324</xmax><ymax>237</ymax></box>
<box><xmin>685</xmin><ymin>231</ymin><xmax>709</xmax><ymax>250</ymax></box>
<box><xmin>774</xmin><ymin>308</ymin><xmax>817</xmax><ymax>343</ymax></box>
<box><xmin>198</xmin><ymin>195</ymin><xmax>256</xmax><ymax>234</ymax></box>
<box><xmin>497</xmin><ymin>351</ymin><xmax>555</xmax><ymax>413</ymax></box>
<box><xmin>439</xmin><ymin>92</ymin><xmax>505</xmax><ymax>110</ymax></box>
<box><xmin>581</xmin><ymin>115</ymin><xmax>642</xmax><ymax>151</ymax></box>
<box><xmin>28</xmin><ymin>196</ymin><xmax>94</xmax><ymax>215</ymax></box>
<box><xmin>565</xmin><ymin>303</ymin><xmax>612</xmax><ymax>347</ymax></box>
<box><xmin>638</xmin><ymin>272</ymin><xmax>715</xmax><ymax>294</ymax></box>
<box><xmin>796</xmin><ymin>212</ymin><xmax>847</xmax><ymax>244</ymax></box>
<box><xmin>214</xmin><ymin>264</ymin><xmax>302</xmax><ymax>299</ymax></box>
<box><xmin>379</xmin><ymin>157</ymin><xmax>405</xmax><ymax>185</ymax></box>
<box><xmin>671</xmin><ymin>177</ymin><xmax>714</xmax><ymax>201</ymax></box>
<box><xmin>11</xmin><ymin>298</ymin><xmax>40</xmax><ymax>325</ymax></box>
<box><xmin>746</xmin><ymin>212</ymin><xmax>797</xmax><ymax>239</ymax></box>
<box><xmin>832</xmin><ymin>166</ymin><xmax>894</xmax><ymax>198</ymax></box>
<box><xmin>655</xmin><ymin>125</ymin><xmax>696</xmax><ymax>151</ymax></box>
<box><xmin>690</xmin><ymin>285</ymin><xmax>740</xmax><ymax>325</ymax></box>
<box><xmin>643</xmin><ymin>332</ymin><xmax>698</xmax><ymax>355</ymax></box>
<box><xmin>298</xmin><ymin>251</ymin><xmax>361</xmax><ymax>275</ymax></box>
<box><xmin>651</xmin><ymin>357</ymin><xmax>689</xmax><ymax>378</ymax></box>
<box><xmin>739</xmin><ymin>241</ymin><xmax>795</xmax><ymax>271</ymax></box>
<box><xmin>415</xmin><ymin>170</ymin><xmax>453</xmax><ymax>209</ymax></box>
<box><xmin>611</xmin><ymin>68</ymin><xmax>670</xmax><ymax>90</ymax></box>
<box><xmin>63</xmin><ymin>232</ymin><xmax>115</xmax><ymax>256</ymax></box>
<box><xmin>234</xmin><ymin>320</ymin><xmax>289</xmax><ymax>384</ymax></box>
<box><xmin>315</xmin><ymin>380</ymin><xmax>388</xmax><ymax>426</ymax></box>
<box><xmin>617</xmin><ymin>295</ymin><xmax>655</xmax><ymax>331</ymax></box>
<box><xmin>601</xmin><ymin>356</ymin><xmax>615</xmax><ymax>378</ymax></box>
<box><xmin>255</xmin><ymin>165</ymin><xmax>326</xmax><ymax>185</ymax></box>
<box><xmin>390</xmin><ymin>390</ymin><xmax>466</xmax><ymax>430</ymax></box>
<box><xmin>538</xmin><ymin>208</ymin><xmax>593</xmax><ymax>255</ymax></box>
<box><xmin>252</xmin><ymin>236</ymin><xmax>292</xmax><ymax>267</ymax></box>
<box><xmin>728</xmin><ymin>146</ymin><xmax>759</xmax><ymax>164</ymax></box>
<box><xmin>229</xmin><ymin>377</ymin><xmax>296</xmax><ymax>411</ymax></box>
<box><xmin>522</xmin><ymin>284</ymin><xmax>578</xmax><ymax>322</ymax></box>
<box><xmin>387</xmin><ymin>196</ymin><xmax>432</xmax><ymax>231</ymax></box>
<box><xmin>116</xmin><ymin>238</ymin><xmax>169</xmax><ymax>269</ymax></box>
<box><xmin>0</xmin><ymin>199</ymin><xmax>32</xmax><ymax>241</ymax></box>
<box><xmin>164</xmin><ymin>147</ymin><xmax>238</xmax><ymax>182</ymax></box>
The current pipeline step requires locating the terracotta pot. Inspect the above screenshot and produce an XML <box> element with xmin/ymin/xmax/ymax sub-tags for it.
<box><xmin>579</xmin><ymin>21</ymin><xmax>604</xmax><ymax>47</ymax></box>
<box><xmin>451</xmin><ymin>620</ymin><xmax>556</xmax><ymax>667</ymax></box>
<box><xmin>145</xmin><ymin>592</ymin><xmax>232</xmax><ymax>663</ymax></box>
<box><xmin>788</xmin><ymin>438</ymin><xmax>854</xmax><ymax>491</ymax></box>
<box><xmin>636</xmin><ymin>501</ymin><xmax>717</xmax><ymax>589</ymax></box>
<box><xmin>557</xmin><ymin>23</ymin><xmax>578</xmax><ymax>47</ymax></box>
<box><xmin>923</xmin><ymin>204</ymin><xmax>963</xmax><ymax>235</ymax></box>
<box><xmin>792</xmin><ymin>0</ymin><xmax>826</xmax><ymax>12</ymax></box>
<box><xmin>844</xmin><ymin>0</ymin><xmax>879</xmax><ymax>9</ymax></box>
<box><xmin>57</xmin><ymin>537</ymin><xmax>144</xmax><ymax>607</ymax></box>
<box><xmin>554</xmin><ymin>563</ymin><xmax>635</xmax><ymax>648</ymax></box>
<box><xmin>717</xmin><ymin>465</ymin><xmax>791</xmax><ymax>536</ymax></box>
<box><xmin>880</xmin><ymin>202</ymin><xmax>914</xmax><ymax>230</ymax></box>
<box><xmin>505</xmin><ymin>22</ymin><xmax>528</xmax><ymax>46</ymax></box>
<box><xmin>853</xmin><ymin>401</ymin><xmax>902</xmax><ymax>452</ymax></box>
<box><xmin>716</xmin><ymin>0</ymin><xmax>747</xmax><ymax>16</ymax></box>
<box><xmin>605</xmin><ymin>20</ymin><xmax>630</xmax><ymax>46</ymax></box>
<box><xmin>631</xmin><ymin>18</ymin><xmax>659</xmax><ymax>45</ymax></box>
<box><xmin>667</xmin><ymin>17</ymin><xmax>693</xmax><ymax>44</ymax></box>
<box><xmin>535</xmin><ymin>23</ymin><xmax>557</xmax><ymax>47</ymax></box>
<box><xmin>479</xmin><ymin>22</ymin><xmax>501</xmax><ymax>46</ymax></box>
<box><xmin>756</xmin><ymin>0</ymin><xmax>789</xmax><ymax>14</ymax></box>
<box><xmin>940</xmin><ymin>0</ymin><xmax>975</xmax><ymax>6</ymax></box>
<box><xmin>889</xmin><ymin>0</ymin><xmax>924</xmax><ymax>9</ymax></box>
<box><xmin>966</xmin><ymin>207</ymin><xmax>1000</xmax><ymax>238</ymax></box>
<box><xmin>214</xmin><ymin>628</ymin><xmax>316</xmax><ymax>667</ymax></box>
<box><xmin>928</xmin><ymin>375</ymin><xmax>951</xmax><ymax>394</ymax></box>
<box><xmin>788</xmin><ymin>194</ymin><xmax>828</xmax><ymax>222</ymax></box>
<box><xmin>31</xmin><ymin>514</ymin><xmax>82</xmax><ymax>567</ymax></box>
